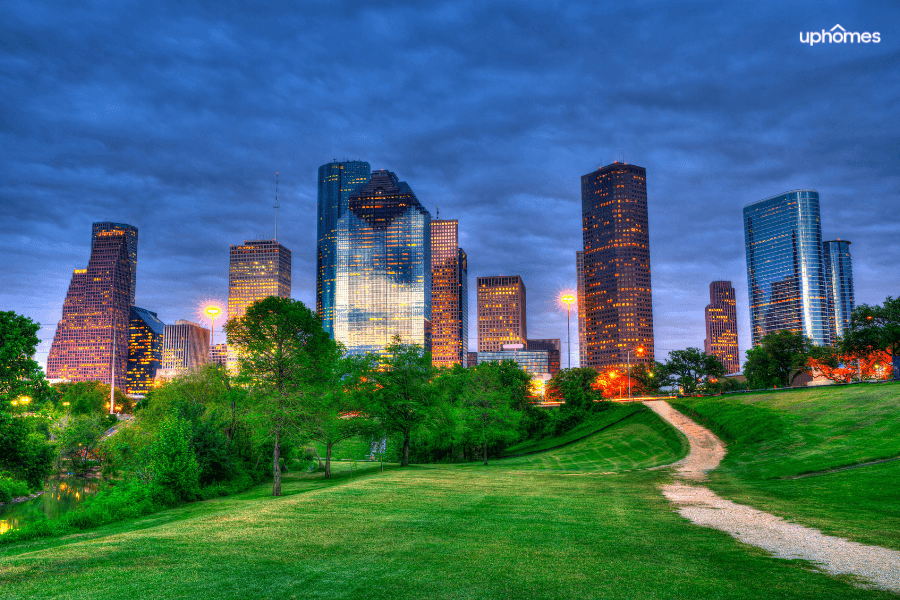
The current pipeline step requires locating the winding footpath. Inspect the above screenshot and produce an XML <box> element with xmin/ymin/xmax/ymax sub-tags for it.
<box><xmin>644</xmin><ymin>400</ymin><xmax>900</xmax><ymax>594</ymax></box>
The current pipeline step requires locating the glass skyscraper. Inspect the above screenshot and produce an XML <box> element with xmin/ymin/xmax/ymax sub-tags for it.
<box><xmin>332</xmin><ymin>169</ymin><xmax>432</xmax><ymax>355</ymax></box>
<box><xmin>317</xmin><ymin>160</ymin><xmax>371</xmax><ymax>335</ymax></box>
<box><xmin>431</xmin><ymin>219</ymin><xmax>468</xmax><ymax>367</ymax></box>
<box><xmin>823</xmin><ymin>240</ymin><xmax>854</xmax><ymax>340</ymax></box>
<box><xmin>743</xmin><ymin>190</ymin><xmax>830</xmax><ymax>346</ymax></box>
<box><xmin>126</xmin><ymin>306</ymin><xmax>165</xmax><ymax>394</ymax></box>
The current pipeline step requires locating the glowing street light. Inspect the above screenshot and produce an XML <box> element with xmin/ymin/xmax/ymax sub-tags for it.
<box><xmin>627</xmin><ymin>345</ymin><xmax>645</xmax><ymax>400</ymax></box>
<box><xmin>560</xmin><ymin>294</ymin><xmax>575</xmax><ymax>369</ymax></box>
<box><xmin>204</xmin><ymin>305</ymin><xmax>222</xmax><ymax>361</ymax></box>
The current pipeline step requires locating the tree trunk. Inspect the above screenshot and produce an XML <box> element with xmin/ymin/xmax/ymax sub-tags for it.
<box><xmin>402</xmin><ymin>433</ymin><xmax>411</xmax><ymax>466</ymax></box>
<box><xmin>272</xmin><ymin>428</ymin><xmax>282</xmax><ymax>496</ymax></box>
<box><xmin>483</xmin><ymin>440</ymin><xmax>488</xmax><ymax>466</ymax></box>
<box><xmin>325</xmin><ymin>442</ymin><xmax>333</xmax><ymax>479</ymax></box>
<box><xmin>228</xmin><ymin>396</ymin><xmax>236</xmax><ymax>442</ymax></box>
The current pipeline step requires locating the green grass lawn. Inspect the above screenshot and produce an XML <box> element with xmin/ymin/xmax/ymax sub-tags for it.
<box><xmin>502</xmin><ymin>403</ymin><xmax>643</xmax><ymax>455</ymax></box>
<box><xmin>1</xmin><ymin>462</ymin><xmax>894</xmax><ymax>599</ymax></box>
<box><xmin>675</xmin><ymin>381</ymin><xmax>900</xmax><ymax>550</ymax></box>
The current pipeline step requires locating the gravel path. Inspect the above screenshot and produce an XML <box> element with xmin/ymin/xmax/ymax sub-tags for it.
<box><xmin>644</xmin><ymin>400</ymin><xmax>900</xmax><ymax>594</ymax></box>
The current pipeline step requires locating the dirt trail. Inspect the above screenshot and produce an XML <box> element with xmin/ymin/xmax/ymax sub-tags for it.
<box><xmin>644</xmin><ymin>400</ymin><xmax>900</xmax><ymax>594</ymax></box>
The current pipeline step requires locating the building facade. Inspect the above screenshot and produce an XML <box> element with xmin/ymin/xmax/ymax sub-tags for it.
<box><xmin>703</xmin><ymin>281</ymin><xmax>739</xmax><ymax>375</ymax></box>
<box><xmin>126</xmin><ymin>306</ymin><xmax>165</xmax><ymax>394</ymax></box>
<box><xmin>581</xmin><ymin>162</ymin><xmax>654</xmax><ymax>371</ymax></box>
<box><xmin>161</xmin><ymin>320</ymin><xmax>210</xmax><ymax>373</ymax></box>
<box><xmin>576</xmin><ymin>250</ymin><xmax>586</xmax><ymax>368</ymax></box>
<box><xmin>47</xmin><ymin>222</ymin><xmax>138</xmax><ymax>385</ymax></box>
<box><xmin>477</xmin><ymin>276</ymin><xmax>526</xmax><ymax>352</ymax></box>
<box><xmin>527</xmin><ymin>339</ymin><xmax>561</xmax><ymax>375</ymax></box>
<box><xmin>823</xmin><ymin>240</ymin><xmax>854</xmax><ymax>341</ymax></box>
<box><xmin>333</xmin><ymin>169</ymin><xmax>432</xmax><ymax>355</ymax></box>
<box><xmin>431</xmin><ymin>219</ymin><xmax>468</xmax><ymax>367</ymax></box>
<box><xmin>228</xmin><ymin>239</ymin><xmax>292</xmax><ymax>323</ymax></box>
<box><xmin>743</xmin><ymin>190</ymin><xmax>829</xmax><ymax>347</ymax></box>
<box><xmin>317</xmin><ymin>160</ymin><xmax>372</xmax><ymax>335</ymax></box>
<box><xmin>476</xmin><ymin>345</ymin><xmax>549</xmax><ymax>376</ymax></box>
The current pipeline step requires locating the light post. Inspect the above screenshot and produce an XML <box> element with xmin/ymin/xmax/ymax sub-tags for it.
<box><xmin>560</xmin><ymin>294</ymin><xmax>575</xmax><ymax>369</ymax></box>
<box><xmin>205</xmin><ymin>305</ymin><xmax>221</xmax><ymax>361</ymax></box>
<box><xmin>627</xmin><ymin>346</ymin><xmax>645</xmax><ymax>401</ymax></box>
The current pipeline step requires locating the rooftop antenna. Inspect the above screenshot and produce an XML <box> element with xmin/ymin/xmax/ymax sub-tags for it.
<box><xmin>436</xmin><ymin>206</ymin><xmax>440</xmax><ymax>220</ymax></box>
<box><xmin>274</xmin><ymin>172</ymin><xmax>279</xmax><ymax>241</ymax></box>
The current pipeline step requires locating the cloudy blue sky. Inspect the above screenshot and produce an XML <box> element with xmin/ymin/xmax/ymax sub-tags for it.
<box><xmin>2</xmin><ymin>0</ymin><xmax>898</xmax><ymax>369</ymax></box>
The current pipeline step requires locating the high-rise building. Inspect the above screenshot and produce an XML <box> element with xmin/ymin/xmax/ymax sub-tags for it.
<box><xmin>823</xmin><ymin>240</ymin><xmax>854</xmax><ymax>341</ymax></box>
<box><xmin>466</xmin><ymin>352</ymin><xmax>478</xmax><ymax>368</ymax></box>
<box><xmin>743</xmin><ymin>190</ymin><xmax>829</xmax><ymax>347</ymax></box>
<box><xmin>527</xmin><ymin>339</ymin><xmax>561</xmax><ymax>375</ymax></box>
<box><xmin>576</xmin><ymin>250</ymin><xmax>586</xmax><ymax>368</ymax></box>
<box><xmin>431</xmin><ymin>219</ymin><xmax>468</xmax><ymax>367</ymax></box>
<box><xmin>581</xmin><ymin>162</ymin><xmax>654</xmax><ymax>371</ymax></box>
<box><xmin>126</xmin><ymin>306</ymin><xmax>165</xmax><ymax>394</ymax></box>
<box><xmin>228</xmin><ymin>240</ymin><xmax>292</xmax><ymax>322</ymax></box>
<box><xmin>317</xmin><ymin>160</ymin><xmax>372</xmax><ymax>335</ymax></box>
<box><xmin>161</xmin><ymin>320</ymin><xmax>210</xmax><ymax>373</ymax></box>
<box><xmin>477</xmin><ymin>276</ymin><xmax>526</xmax><ymax>352</ymax></box>
<box><xmin>333</xmin><ymin>169</ymin><xmax>432</xmax><ymax>355</ymax></box>
<box><xmin>47</xmin><ymin>222</ymin><xmax>138</xmax><ymax>385</ymax></box>
<box><xmin>210</xmin><ymin>343</ymin><xmax>228</xmax><ymax>367</ymax></box>
<box><xmin>703</xmin><ymin>281</ymin><xmax>739</xmax><ymax>375</ymax></box>
<box><xmin>477</xmin><ymin>344</ymin><xmax>549</xmax><ymax>376</ymax></box>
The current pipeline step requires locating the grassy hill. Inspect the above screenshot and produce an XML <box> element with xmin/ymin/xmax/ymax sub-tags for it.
<box><xmin>675</xmin><ymin>381</ymin><xmax>900</xmax><ymax>550</ymax></box>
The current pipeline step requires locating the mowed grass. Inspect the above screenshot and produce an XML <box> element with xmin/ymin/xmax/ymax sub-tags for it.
<box><xmin>676</xmin><ymin>382</ymin><xmax>900</xmax><ymax>550</ymax></box>
<box><xmin>502</xmin><ymin>403</ymin><xmax>643</xmax><ymax>455</ymax></box>
<box><xmin>1</xmin><ymin>463</ymin><xmax>894</xmax><ymax>600</ymax></box>
<box><xmin>491</xmin><ymin>407</ymin><xmax>687</xmax><ymax>472</ymax></box>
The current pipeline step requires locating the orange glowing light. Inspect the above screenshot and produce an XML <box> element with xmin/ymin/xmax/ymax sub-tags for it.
<box><xmin>636</xmin><ymin>346</ymin><xmax>645</xmax><ymax>357</ymax></box>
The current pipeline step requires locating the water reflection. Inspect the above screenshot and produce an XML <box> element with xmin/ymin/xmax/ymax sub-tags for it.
<box><xmin>0</xmin><ymin>477</ymin><xmax>99</xmax><ymax>535</ymax></box>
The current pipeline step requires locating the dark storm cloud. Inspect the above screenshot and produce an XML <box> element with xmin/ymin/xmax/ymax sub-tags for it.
<box><xmin>1</xmin><ymin>0</ymin><xmax>898</xmax><ymax>366</ymax></box>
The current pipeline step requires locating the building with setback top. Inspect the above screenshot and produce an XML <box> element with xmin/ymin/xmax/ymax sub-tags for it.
<box><xmin>704</xmin><ymin>281</ymin><xmax>739</xmax><ymax>375</ymax></box>
<box><xmin>431</xmin><ymin>219</ymin><xmax>468</xmax><ymax>367</ymax></box>
<box><xmin>127</xmin><ymin>306</ymin><xmax>165</xmax><ymax>394</ymax></box>
<box><xmin>477</xmin><ymin>276</ymin><xmax>526</xmax><ymax>353</ymax></box>
<box><xmin>581</xmin><ymin>163</ymin><xmax>654</xmax><ymax>371</ymax></box>
<box><xmin>48</xmin><ymin>222</ymin><xmax>138</xmax><ymax>384</ymax></box>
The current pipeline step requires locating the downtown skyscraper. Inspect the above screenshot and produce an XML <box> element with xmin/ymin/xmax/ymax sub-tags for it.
<box><xmin>743</xmin><ymin>190</ymin><xmax>830</xmax><ymax>346</ymax></box>
<box><xmin>317</xmin><ymin>160</ymin><xmax>371</xmax><ymax>335</ymax></box>
<box><xmin>581</xmin><ymin>163</ymin><xmax>654</xmax><ymax>371</ymax></box>
<box><xmin>704</xmin><ymin>281</ymin><xmax>739</xmax><ymax>375</ymax></box>
<box><xmin>477</xmin><ymin>276</ymin><xmax>526</xmax><ymax>352</ymax></box>
<box><xmin>126</xmin><ymin>306</ymin><xmax>165</xmax><ymax>394</ymax></box>
<box><xmin>48</xmin><ymin>222</ymin><xmax>138</xmax><ymax>384</ymax></box>
<box><xmin>823</xmin><ymin>240</ymin><xmax>854</xmax><ymax>341</ymax></box>
<box><xmin>431</xmin><ymin>218</ymin><xmax>468</xmax><ymax>367</ymax></box>
<box><xmin>330</xmin><ymin>169</ymin><xmax>432</xmax><ymax>355</ymax></box>
<box><xmin>228</xmin><ymin>240</ymin><xmax>292</xmax><ymax>322</ymax></box>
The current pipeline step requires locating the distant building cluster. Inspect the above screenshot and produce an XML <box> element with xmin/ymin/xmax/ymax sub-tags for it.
<box><xmin>45</xmin><ymin>164</ymin><xmax>858</xmax><ymax>397</ymax></box>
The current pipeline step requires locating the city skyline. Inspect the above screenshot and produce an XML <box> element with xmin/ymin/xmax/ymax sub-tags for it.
<box><xmin>2</xmin><ymin>3</ymin><xmax>897</xmax><ymax>371</ymax></box>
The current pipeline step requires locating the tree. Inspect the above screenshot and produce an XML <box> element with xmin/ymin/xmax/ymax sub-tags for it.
<box><xmin>54</xmin><ymin>414</ymin><xmax>108</xmax><ymax>475</ymax></box>
<box><xmin>660</xmin><ymin>348</ymin><xmax>726</xmax><ymax>396</ymax></box>
<box><xmin>744</xmin><ymin>330</ymin><xmax>812</xmax><ymax>389</ymax></box>
<box><xmin>842</xmin><ymin>297</ymin><xmax>900</xmax><ymax>381</ymax></box>
<box><xmin>55</xmin><ymin>380</ymin><xmax>132</xmax><ymax>416</ymax></box>
<box><xmin>0</xmin><ymin>411</ymin><xmax>54</xmax><ymax>488</ymax></box>
<box><xmin>460</xmin><ymin>362</ymin><xmax>522</xmax><ymax>465</ymax></box>
<box><xmin>807</xmin><ymin>345</ymin><xmax>892</xmax><ymax>383</ymax></box>
<box><xmin>630</xmin><ymin>362</ymin><xmax>665</xmax><ymax>396</ymax></box>
<box><xmin>149</xmin><ymin>414</ymin><xmax>200</xmax><ymax>503</ymax></box>
<box><xmin>367</xmin><ymin>337</ymin><xmax>435</xmax><ymax>467</ymax></box>
<box><xmin>0</xmin><ymin>311</ymin><xmax>50</xmax><ymax>407</ymax></box>
<box><xmin>547</xmin><ymin>367</ymin><xmax>604</xmax><ymax>412</ymax></box>
<box><xmin>224</xmin><ymin>297</ymin><xmax>330</xmax><ymax>496</ymax></box>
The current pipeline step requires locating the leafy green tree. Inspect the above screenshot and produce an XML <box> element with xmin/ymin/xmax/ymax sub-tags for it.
<box><xmin>842</xmin><ymin>296</ymin><xmax>900</xmax><ymax>380</ymax></box>
<box><xmin>547</xmin><ymin>367</ymin><xmax>603</xmax><ymax>412</ymax></box>
<box><xmin>224</xmin><ymin>296</ymin><xmax>329</xmax><ymax>495</ymax></box>
<box><xmin>630</xmin><ymin>362</ymin><xmax>664</xmax><ymax>395</ymax></box>
<box><xmin>660</xmin><ymin>348</ymin><xmax>726</xmax><ymax>396</ymax></box>
<box><xmin>367</xmin><ymin>337</ymin><xmax>436</xmax><ymax>467</ymax></box>
<box><xmin>460</xmin><ymin>363</ymin><xmax>522</xmax><ymax>465</ymax></box>
<box><xmin>55</xmin><ymin>380</ymin><xmax>131</xmax><ymax>416</ymax></box>
<box><xmin>149</xmin><ymin>414</ymin><xmax>200</xmax><ymax>502</ymax></box>
<box><xmin>0</xmin><ymin>311</ymin><xmax>51</xmax><ymax>408</ymax></box>
<box><xmin>0</xmin><ymin>411</ymin><xmax>54</xmax><ymax>488</ymax></box>
<box><xmin>744</xmin><ymin>330</ymin><xmax>812</xmax><ymax>389</ymax></box>
<box><xmin>55</xmin><ymin>414</ymin><xmax>108</xmax><ymax>475</ymax></box>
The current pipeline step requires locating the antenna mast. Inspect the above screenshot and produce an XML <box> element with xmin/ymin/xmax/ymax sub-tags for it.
<box><xmin>274</xmin><ymin>172</ymin><xmax>279</xmax><ymax>241</ymax></box>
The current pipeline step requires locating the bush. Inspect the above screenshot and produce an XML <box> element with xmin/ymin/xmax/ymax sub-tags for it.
<box><xmin>149</xmin><ymin>414</ymin><xmax>200</xmax><ymax>502</ymax></box>
<box><xmin>0</xmin><ymin>475</ymin><xmax>30</xmax><ymax>503</ymax></box>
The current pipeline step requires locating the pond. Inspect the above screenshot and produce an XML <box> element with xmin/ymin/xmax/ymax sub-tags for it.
<box><xmin>0</xmin><ymin>477</ymin><xmax>99</xmax><ymax>535</ymax></box>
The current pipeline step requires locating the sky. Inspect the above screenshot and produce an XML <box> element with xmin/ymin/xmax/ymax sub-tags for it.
<box><xmin>2</xmin><ymin>0</ymin><xmax>898</xmax><ymax>370</ymax></box>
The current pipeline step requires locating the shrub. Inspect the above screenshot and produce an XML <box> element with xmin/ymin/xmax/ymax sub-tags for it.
<box><xmin>0</xmin><ymin>475</ymin><xmax>29</xmax><ymax>503</ymax></box>
<box><xmin>149</xmin><ymin>414</ymin><xmax>200</xmax><ymax>502</ymax></box>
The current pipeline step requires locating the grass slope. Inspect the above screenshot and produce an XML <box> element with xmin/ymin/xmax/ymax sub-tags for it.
<box><xmin>1</xmin><ymin>463</ymin><xmax>893</xmax><ymax>600</ymax></box>
<box><xmin>502</xmin><ymin>404</ymin><xmax>643</xmax><ymax>456</ymax></box>
<box><xmin>675</xmin><ymin>382</ymin><xmax>900</xmax><ymax>550</ymax></box>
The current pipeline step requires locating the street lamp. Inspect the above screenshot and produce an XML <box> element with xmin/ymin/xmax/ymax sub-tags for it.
<box><xmin>560</xmin><ymin>294</ymin><xmax>575</xmax><ymax>369</ymax></box>
<box><xmin>204</xmin><ymin>305</ymin><xmax>222</xmax><ymax>361</ymax></box>
<box><xmin>627</xmin><ymin>346</ymin><xmax>645</xmax><ymax>400</ymax></box>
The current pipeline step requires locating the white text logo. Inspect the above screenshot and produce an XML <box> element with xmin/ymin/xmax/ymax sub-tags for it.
<box><xmin>800</xmin><ymin>24</ymin><xmax>880</xmax><ymax>46</ymax></box>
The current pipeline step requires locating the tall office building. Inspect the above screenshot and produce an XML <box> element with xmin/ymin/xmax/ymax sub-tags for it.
<box><xmin>576</xmin><ymin>250</ymin><xmax>586</xmax><ymax>368</ymax></box>
<box><xmin>228</xmin><ymin>240</ymin><xmax>292</xmax><ymax>322</ymax></box>
<box><xmin>743</xmin><ymin>190</ymin><xmax>829</xmax><ymax>347</ymax></box>
<box><xmin>823</xmin><ymin>240</ymin><xmax>854</xmax><ymax>341</ymax></box>
<box><xmin>333</xmin><ymin>169</ymin><xmax>432</xmax><ymax>355</ymax></box>
<box><xmin>527</xmin><ymin>339</ymin><xmax>561</xmax><ymax>375</ymax></box>
<box><xmin>126</xmin><ymin>306</ymin><xmax>165</xmax><ymax>394</ymax></box>
<box><xmin>477</xmin><ymin>276</ymin><xmax>526</xmax><ymax>352</ymax></box>
<box><xmin>477</xmin><ymin>344</ymin><xmax>549</xmax><ymax>376</ymax></box>
<box><xmin>161</xmin><ymin>320</ymin><xmax>210</xmax><ymax>373</ymax></box>
<box><xmin>703</xmin><ymin>281</ymin><xmax>739</xmax><ymax>375</ymax></box>
<box><xmin>431</xmin><ymin>219</ymin><xmax>468</xmax><ymax>367</ymax></box>
<box><xmin>581</xmin><ymin>162</ymin><xmax>654</xmax><ymax>371</ymax></box>
<box><xmin>317</xmin><ymin>160</ymin><xmax>372</xmax><ymax>335</ymax></box>
<box><xmin>47</xmin><ymin>222</ymin><xmax>138</xmax><ymax>384</ymax></box>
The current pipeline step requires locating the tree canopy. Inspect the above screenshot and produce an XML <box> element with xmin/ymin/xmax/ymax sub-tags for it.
<box><xmin>660</xmin><ymin>348</ymin><xmax>726</xmax><ymax>396</ymax></box>
<box><xmin>744</xmin><ymin>330</ymin><xmax>811</xmax><ymax>389</ymax></box>
<box><xmin>0</xmin><ymin>311</ymin><xmax>49</xmax><ymax>407</ymax></box>
<box><xmin>841</xmin><ymin>296</ymin><xmax>900</xmax><ymax>380</ymax></box>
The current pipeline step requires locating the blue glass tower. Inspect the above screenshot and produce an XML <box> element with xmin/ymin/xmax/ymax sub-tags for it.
<box><xmin>743</xmin><ymin>190</ymin><xmax>830</xmax><ymax>347</ymax></box>
<box><xmin>334</xmin><ymin>170</ymin><xmax>432</xmax><ymax>355</ymax></box>
<box><xmin>823</xmin><ymin>240</ymin><xmax>854</xmax><ymax>340</ymax></box>
<box><xmin>317</xmin><ymin>160</ymin><xmax>371</xmax><ymax>336</ymax></box>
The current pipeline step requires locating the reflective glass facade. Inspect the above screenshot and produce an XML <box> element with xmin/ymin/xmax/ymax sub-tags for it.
<box><xmin>477</xmin><ymin>350</ymin><xmax>549</xmax><ymax>376</ymax></box>
<box><xmin>333</xmin><ymin>170</ymin><xmax>432</xmax><ymax>355</ymax></box>
<box><xmin>431</xmin><ymin>219</ymin><xmax>468</xmax><ymax>367</ymax></box>
<box><xmin>317</xmin><ymin>160</ymin><xmax>371</xmax><ymax>335</ymax></box>
<box><xmin>127</xmin><ymin>306</ymin><xmax>164</xmax><ymax>394</ymax></box>
<box><xmin>477</xmin><ymin>276</ymin><xmax>526</xmax><ymax>352</ymax></box>
<box><xmin>744</xmin><ymin>190</ymin><xmax>829</xmax><ymax>346</ymax></box>
<box><xmin>527</xmin><ymin>339</ymin><xmax>561</xmax><ymax>375</ymax></box>
<box><xmin>704</xmin><ymin>281</ymin><xmax>739</xmax><ymax>374</ymax></box>
<box><xmin>48</xmin><ymin>222</ymin><xmax>137</xmax><ymax>384</ymax></box>
<box><xmin>823</xmin><ymin>240</ymin><xmax>854</xmax><ymax>340</ymax></box>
